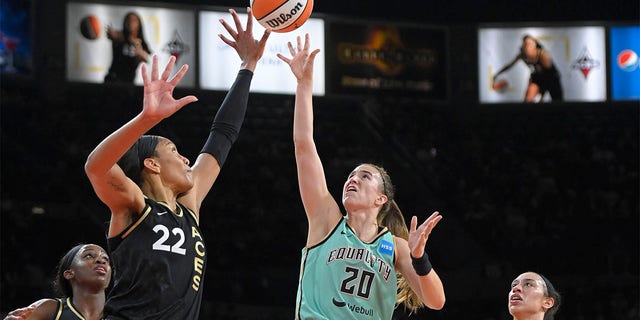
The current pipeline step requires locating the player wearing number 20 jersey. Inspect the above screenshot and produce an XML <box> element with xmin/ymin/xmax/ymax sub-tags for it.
<box><xmin>104</xmin><ymin>198</ymin><xmax>206</xmax><ymax>320</ymax></box>
<box><xmin>295</xmin><ymin>218</ymin><xmax>397</xmax><ymax>320</ymax></box>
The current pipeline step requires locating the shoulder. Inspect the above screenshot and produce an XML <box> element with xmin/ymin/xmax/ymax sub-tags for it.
<box><xmin>25</xmin><ymin>298</ymin><xmax>61</xmax><ymax>320</ymax></box>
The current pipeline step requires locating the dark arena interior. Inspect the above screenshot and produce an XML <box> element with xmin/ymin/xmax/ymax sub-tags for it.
<box><xmin>1</xmin><ymin>0</ymin><xmax>638</xmax><ymax>319</ymax></box>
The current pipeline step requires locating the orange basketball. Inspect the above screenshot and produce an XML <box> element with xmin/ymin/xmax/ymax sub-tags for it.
<box><xmin>492</xmin><ymin>79</ymin><xmax>508</xmax><ymax>91</ymax></box>
<box><xmin>80</xmin><ymin>15</ymin><xmax>101</xmax><ymax>40</ymax></box>
<box><xmin>251</xmin><ymin>0</ymin><xmax>314</xmax><ymax>33</ymax></box>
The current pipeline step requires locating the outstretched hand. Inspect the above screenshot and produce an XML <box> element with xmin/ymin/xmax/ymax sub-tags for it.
<box><xmin>219</xmin><ymin>7</ymin><xmax>271</xmax><ymax>71</ymax></box>
<box><xmin>141</xmin><ymin>55</ymin><xmax>198</xmax><ymax>121</ymax></box>
<box><xmin>277</xmin><ymin>33</ymin><xmax>320</xmax><ymax>82</ymax></box>
<box><xmin>408</xmin><ymin>212</ymin><xmax>443</xmax><ymax>258</ymax></box>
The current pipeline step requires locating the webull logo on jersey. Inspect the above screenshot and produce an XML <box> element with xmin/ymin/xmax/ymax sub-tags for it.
<box><xmin>332</xmin><ymin>297</ymin><xmax>375</xmax><ymax>317</ymax></box>
<box><xmin>326</xmin><ymin>246</ymin><xmax>393</xmax><ymax>281</ymax></box>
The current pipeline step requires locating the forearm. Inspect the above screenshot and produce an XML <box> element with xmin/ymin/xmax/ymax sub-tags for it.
<box><xmin>409</xmin><ymin>249</ymin><xmax>445</xmax><ymax>310</ymax></box>
<box><xmin>292</xmin><ymin>79</ymin><xmax>314</xmax><ymax>146</ymax></box>
<box><xmin>86</xmin><ymin>113</ymin><xmax>159</xmax><ymax>175</ymax></box>
<box><xmin>418</xmin><ymin>269</ymin><xmax>446</xmax><ymax>310</ymax></box>
<box><xmin>200</xmin><ymin>69</ymin><xmax>253</xmax><ymax>166</ymax></box>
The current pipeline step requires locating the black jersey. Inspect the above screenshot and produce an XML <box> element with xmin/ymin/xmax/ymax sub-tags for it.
<box><xmin>523</xmin><ymin>50</ymin><xmax>564</xmax><ymax>100</ymax></box>
<box><xmin>51</xmin><ymin>298</ymin><xmax>87</xmax><ymax>320</ymax></box>
<box><xmin>104</xmin><ymin>198</ymin><xmax>207</xmax><ymax>320</ymax></box>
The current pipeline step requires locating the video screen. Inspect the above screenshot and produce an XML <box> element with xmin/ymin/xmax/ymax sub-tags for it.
<box><xmin>609</xmin><ymin>25</ymin><xmax>640</xmax><ymax>101</ymax></box>
<box><xmin>66</xmin><ymin>2</ymin><xmax>196</xmax><ymax>86</ymax></box>
<box><xmin>325</xmin><ymin>20</ymin><xmax>448</xmax><ymax>100</ymax></box>
<box><xmin>1</xmin><ymin>0</ymin><xmax>32</xmax><ymax>76</ymax></box>
<box><xmin>478</xmin><ymin>26</ymin><xmax>607</xmax><ymax>104</ymax></box>
<box><xmin>199</xmin><ymin>10</ymin><xmax>325</xmax><ymax>95</ymax></box>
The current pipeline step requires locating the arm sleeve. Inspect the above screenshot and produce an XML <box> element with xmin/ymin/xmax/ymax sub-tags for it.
<box><xmin>200</xmin><ymin>69</ymin><xmax>254</xmax><ymax>167</ymax></box>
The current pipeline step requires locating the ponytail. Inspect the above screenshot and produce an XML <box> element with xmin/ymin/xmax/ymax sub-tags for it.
<box><xmin>370</xmin><ymin>164</ymin><xmax>424</xmax><ymax>313</ymax></box>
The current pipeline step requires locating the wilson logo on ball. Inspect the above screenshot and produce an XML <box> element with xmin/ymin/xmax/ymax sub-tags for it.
<box><xmin>251</xmin><ymin>0</ymin><xmax>314</xmax><ymax>33</ymax></box>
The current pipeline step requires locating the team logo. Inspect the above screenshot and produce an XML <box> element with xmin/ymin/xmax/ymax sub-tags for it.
<box><xmin>163</xmin><ymin>30</ymin><xmax>190</xmax><ymax>62</ymax></box>
<box><xmin>617</xmin><ymin>49</ymin><xmax>639</xmax><ymax>72</ymax></box>
<box><xmin>331</xmin><ymin>297</ymin><xmax>374</xmax><ymax>316</ymax></box>
<box><xmin>379</xmin><ymin>240</ymin><xmax>393</xmax><ymax>256</ymax></box>
<box><xmin>571</xmin><ymin>47</ymin><xmax>601</xmax><ymax>79</ymax></box>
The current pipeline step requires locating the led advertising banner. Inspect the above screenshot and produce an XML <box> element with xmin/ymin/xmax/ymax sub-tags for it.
<box><xmin>479</xmin><ymin>26</ymin><xmax>607</xmax><ymax>103</ymax></box>
<box><xmin>610</xmin><ymin>25</ymin><xmax>640</xmax><ymax>101</ymax></box>
<box><xmin>0</xmin><ymin>0</ymin><xmax>32</xmax><ymax>76</ymax></box>
<box><xmin>199</xmin><ymin>10</ymin><xmax>325</xmax><ymax>95</ymax></box>
<box><xmin>325</xmin><ymin>21</ymin><xmax>447</xmax><ymax>100</ymax></box>
<box><xmin>66</xmin><ymin>2</ymin><xmax>196</xmax><ymax>86</ymax></box>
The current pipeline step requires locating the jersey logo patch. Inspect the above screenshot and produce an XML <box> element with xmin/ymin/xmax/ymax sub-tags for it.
<box><xmin>157</xmin><ymin>211</ymin><xmax>168</xmax><ymax>216</ymax></box>
<box><xmin>379</xmin><ymin>240</ymin><xmax>393</xmax><ymax>256</ymax></box>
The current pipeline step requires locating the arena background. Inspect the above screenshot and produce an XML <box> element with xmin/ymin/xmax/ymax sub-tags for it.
<box><xmin>1</xmin><ymin>0</ymin><xmax>638</xmax><ymax>319</ymax></box>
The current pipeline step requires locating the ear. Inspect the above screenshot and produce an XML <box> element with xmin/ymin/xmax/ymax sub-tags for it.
<box><xmin>63</xmin><ymin>269</ymin><xmax>74</xmax><ymax>280</ymax></box>
<box><xmin>143</xmin><ymin>158</ymin><xmax>160</xmax><ymax>173</ymax></box>
<box><xmin>375</xmin><ymin>194</ymin><xmax>388</xmax><ymax>207</ymax></box>
<box><xmin>542</xmin><ymin>296</ymin><xmax>555</xmax><ymax>310</ymax></box>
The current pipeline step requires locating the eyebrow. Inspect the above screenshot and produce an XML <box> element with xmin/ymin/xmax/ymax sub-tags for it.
<box><xmin>351</xmin><ymin>169</ymin><xmax>375</xmax><ymax>175</ymax></box>
<box><xmin>512</xmin><ymin>278</ymin><xmax>540</xmax><ymax>285</ymax></box>
<box><xmin>81</xmin><ymin>247</ymin><xmax>108</xmax><ymax>256</ymax></box>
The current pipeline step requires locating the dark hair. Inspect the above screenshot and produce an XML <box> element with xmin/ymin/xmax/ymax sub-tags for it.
<box><xmin>117</xmin><ymin>135</ymin><xmax>160</xmax><ymax>185</ymax></box>
<box><xmin>53</xmin><ymin>244</ymin><xmax>85</xmax><ymax>298</ymax></box>
<box><xmin>122</xmin><ymin>12</ymin><xmax>150</xmax><ymax>51</ymax></box>
<box><xmin>539</xmin><ymin>272</ymin><xmax>562</xmax><ymax>320</ymax></box>
<box><xmin>522</xmin><ymin>34</ymin><xmax>543</xmax><ymax>49</ymax></box>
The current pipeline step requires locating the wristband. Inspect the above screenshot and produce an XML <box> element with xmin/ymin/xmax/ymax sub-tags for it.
<box><xmin>411</xmin><ymin>252</ymin><xmax>433</xmax><ymax>276</ymax></box>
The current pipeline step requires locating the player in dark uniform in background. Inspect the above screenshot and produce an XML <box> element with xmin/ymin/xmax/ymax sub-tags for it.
<box><xmin>493</xmin><ymin>34</ymin><xmax>563</xmax><ymax>102</ymax></box>
<box><xmin>104</xmin><ymin>11</ymin><xmax>151</xmax><ymax>83</ymax></box>
<box><xmin>84</xmin><ymin>8</ymin><xmax>270</xmax><ymax>320</ymax></box>
<box><xmin>2</xmin><ymin>244</ymin><xmax>111</xmax><ymax>320</ymax></box>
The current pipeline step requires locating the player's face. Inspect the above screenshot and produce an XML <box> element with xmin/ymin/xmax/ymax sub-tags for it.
<box><xmin>153</xmin><ymin>138</ymin><xmax>193</xmax><ymax>193</ymax></box>
<box><xmin>508</xmin><ymin>272</ymin><xmax>553</xmax><ymax>317</ymax></box>
<box><xmin>68</xmin><ymin>244</ymin><xmax>111</xmax><ymax>291</ymax></box>
<box><xmin>342</xmin><ymin>164</ymin><xmax>385</xmax><ymax>210</ymax></box>
<box><xmin>522</xmin><ymin>38</ymin><xmax>538</xmax><ymax>59</ymax></box>
<box><xmin>126</xmin><ymin>14</ymin><xmax>141</xmax><ymax>35</ymax></box>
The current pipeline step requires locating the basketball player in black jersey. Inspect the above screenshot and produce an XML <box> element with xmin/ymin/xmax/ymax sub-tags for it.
<box><xmin>493</xmin><ymin>34</ymin><xmax>564</xmax><ymax>102</ymax></box>
<box><xmin>84</xmin><ymin>8</ymin><xmax>271</xmax><ymax>320</ymax></box>
<box><xmin>3</xmin><ymin>244</ymin><xmax>111</xmax><ymax>320</ymax></box>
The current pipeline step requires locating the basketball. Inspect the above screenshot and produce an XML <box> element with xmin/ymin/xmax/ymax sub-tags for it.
<box><xmin>80</xmin><ymin>15</ymin><xmax>101</xmax><ymax>40</ymax></box>
<box><xmin>492</xmin><ymin>79</ymin><xmax>508</xmax><ymax>92</ymax></box>
<box><xmin>250</xmin><ymin>0</ymin><xmax>314</xmax><ymax>33</ymax></box>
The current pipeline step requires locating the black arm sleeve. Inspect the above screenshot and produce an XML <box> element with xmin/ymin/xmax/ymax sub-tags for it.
<box><xmin>200</xmin><ymin>69</ymin><xmax>253</xmax><ymax>167</ymax></box>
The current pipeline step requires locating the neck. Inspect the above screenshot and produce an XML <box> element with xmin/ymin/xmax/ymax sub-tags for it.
<box><xmin>70</xmin><ymin>290</ymin><xmax>105</xmax><ymax>320</ymax></box>
<box><xmin>513</xmin><ymin>312</ymin><xmax>545</xmax><ymax>320</ymax></box>
<box><xmin>141</xmin><ymin>182</ymin><xmax>177</xmax><ymax>211</ymax></box>
<box><xmin>346</xmin><ymin>210</ymin><xmax>379</xmax><ymax>242</ymax></box>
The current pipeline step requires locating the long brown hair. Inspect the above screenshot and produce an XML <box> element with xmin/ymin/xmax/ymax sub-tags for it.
<box><xmin>367</xmin><ymin>164</ymin><xmax>424</xmax><ymax>313</ymax></box>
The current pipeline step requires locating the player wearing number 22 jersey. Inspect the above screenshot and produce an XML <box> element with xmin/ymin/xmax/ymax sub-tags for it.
<box><xmin>104</xmin><ymin>198</ymin><xmax>206</xmax><ymax>320</ymax></box>
<box><xmin>296</xmin><ymin>218</ymin><xmax>397</xmax><ymax>320</ymax></box>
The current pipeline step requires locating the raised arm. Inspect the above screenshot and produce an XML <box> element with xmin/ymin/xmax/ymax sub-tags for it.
<box><xmin>85</xmin><ymin>55</ymin><xmax>197</xmax><ymax>235</ymax></box>
<box><xmin>396</xmin><ymin>212</ymin><xmax>446</xmax><ymax>310</ymax></box>
<box><xmin>277</xmin><ymin>34</ymin><xmax>342</xmax><ymax>245</ymax></box>
<box><xmin>493</xmin><ymin>54</ymin><xmax>521</xmax><ymax>81</ymax></box>
<box><xmin>181</xmin><ymin>8</ymin><xmax>271</xmax><ymax>215</ymax></box>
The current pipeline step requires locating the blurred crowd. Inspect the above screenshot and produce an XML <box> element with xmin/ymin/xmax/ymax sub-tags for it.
<box><xmin>1</xmin><ymin>84</ymin><xmax>638</xmax><ymax>319</ymax></box>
